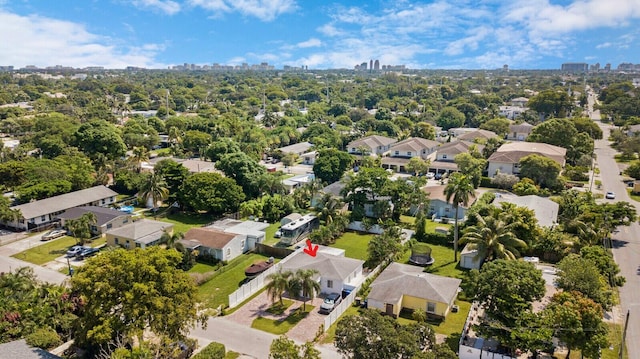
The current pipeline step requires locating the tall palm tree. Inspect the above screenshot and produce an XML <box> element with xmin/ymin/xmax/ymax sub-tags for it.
<box><xmin>167</xmin><ymin>126</ymin><xmax>183</xmax><ymax>148</ymax></box>
<box><xmin>316</xmin><ymin>193</ymin><xmax>343</xmax><ymax>224</ymax></box>
<box><xmin>266</xmin><ymin>270</ymin><xmax>293</xmax><ymax>305</ymax></box>
<box><xmin>130</xmin><ymin>146</ymin><xmax>149</xmax><ymax>173</ymax></box>
<box><xmin>67</xmin><ymin>212</ymin><xmax>97</xmax><ymax>244</ymax></box>
<box><xmin>460</xmin><ymin>213</ymin><xmax>527</xmax><ymax>262</ymax></box>
<box><xmin>138</xmin><ymin>172</ymin><xmax>169</xmax><ymax>212</ymax></box>
<box><xmin>444</xmin><ymin>173</ymin><xmax>475</xmax><ymax>262</ymax></box>
<box><xmin>290</xmin><ymin>269</ymin><xmax>320</xmax><ymax>311</ymax></box>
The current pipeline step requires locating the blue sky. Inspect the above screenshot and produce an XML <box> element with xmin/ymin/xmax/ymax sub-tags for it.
<box><xmin>1</xmin><ymin>0</ymin><xmax>639</xmax><ymax>70</ymax></box>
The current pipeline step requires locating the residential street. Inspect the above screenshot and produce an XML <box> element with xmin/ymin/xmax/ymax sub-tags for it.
<box><xmin>0</xmin><ymin>232</ymin><xmax>69</xmax><ymax>285</ymax></box>
<box><xmin>590</xmin><ymin>94</ymin><xmax>640</xmax><ymax>359</ymax></box>
<box><xmin>189</xmin><ymin>316</ymin><xmax>343</xmax><ymax>358</ymax></box>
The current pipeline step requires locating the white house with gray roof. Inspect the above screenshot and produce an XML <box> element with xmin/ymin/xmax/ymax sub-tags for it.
<box><xmin>57</xmin><ymin>206</ymin><xmax>132</xmax><ymax>236</ymax></box>
<box><xmin>280</xmin><ymin>246</ymin><xmax>365</xmax><ymax>295</ymax></box>
<box><xmin>4</xmin><ymin>185</ymin><xmax>118</xmax><ymax>231</ymax></box>
<box><xmin>492</xmin><ymin>193</ymin><xmax>559</xmax><ymax>227</ymax></box>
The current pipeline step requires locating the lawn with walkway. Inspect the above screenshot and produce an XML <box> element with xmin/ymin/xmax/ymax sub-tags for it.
<box><xmin>155</xmin><ymin>212</ymin><xmax>214</xmax><ymax>234</ymax></box>
<box><xmin>251</xmin><ymin>304</ymin><xmax>315</xmax><ymax>335</ymax></box>
<box><xmin>195</xmin><ymin>253</ymin><xmax>277</xmax><ymax>310</ymax></box>
<box><xmin>330</xmin><ymin>231</ymin><xmax>374</xmax><ymax>260</ymax></box>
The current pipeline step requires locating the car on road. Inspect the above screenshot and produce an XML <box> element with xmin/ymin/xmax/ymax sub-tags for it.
<box><xmin>76</xmin><ymin>247</ymin><xmax>100</xmax><ymax>259</ymax></box>
<box><xmin>606</xmin><ymin>191</ymin><xmax>616</xmax><ymax>199</ymax></box>
<box><xmin>319</xmin><ymin>292</ymin><xmax>342</xmax><ymax>314</ymax></box>
<box><xmin>41</xmin><ymin>229</ymin><xmax>67</xmax><ymax>241</ymax></box>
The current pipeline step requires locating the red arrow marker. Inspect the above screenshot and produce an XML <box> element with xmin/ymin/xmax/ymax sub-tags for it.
<box><xmin>303</xmin><ymin>239</ymin><xmax>319</xmax><ymax>257</ymax></box>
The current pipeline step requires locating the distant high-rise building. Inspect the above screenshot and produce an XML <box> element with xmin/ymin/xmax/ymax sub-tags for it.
<box><xmin>561</xmin><ymin>62</ymin><xmax>588</xmax><ymax>72</ymax></box>
<box><xmin>374</xmin><ymin>60</ymin><xmax>380</xmax><ymax>70</ymax></box>
<box><xmin>503</xmin><ymin>64</ymin><xmax>509</xmax><ymax>71</ymax></box>
<box><xmin>370</xmin><ymin>60</ymin><xmax>373</xmax><ymax>71</ymax></box>
<box><xmin>604</xmin><ymin>63</ymin><xmax>611</xmax><ymax>72</ymax></box>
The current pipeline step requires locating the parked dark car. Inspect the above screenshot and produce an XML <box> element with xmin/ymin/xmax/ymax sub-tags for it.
<box><xmin>76</xmin><ymin>247</ymin><xmax>100</xmax><ymax>259</ymax></box>
<box><xmin>66</xmin><ymin>245</ymin><xmax>85</xmax><ymax>258</ymax></box>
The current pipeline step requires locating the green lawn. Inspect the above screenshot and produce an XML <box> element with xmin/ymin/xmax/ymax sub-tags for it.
<box><xmin>251</xmin><ymin>305</ymin><xmax>315</xmax><ymax>335</ymax></box>
<box><xmin>330</xmin><ymin>231</ymin><xmax>374</xmax><ymax>260</ymax></box>
<box><xmin>397</xmin><ymin>243</ymin><xmax>466</xmax><ymax>279</ymax></box>
<box><xmin>188</xmin><ymin>262</ymin><xmax>219</xmax><ymax>274</ymax></box>
<box><xmin>197</xmin><ymin>253</ymin><xmax>276</xmax><ymax>309</ymax></box>
<box><xmin>262</xmin><ymin>222</ymin><xmax>282</xmax><ymax>246</ymax></box>
<box><xmin>397</xmin><ymin>300</ymin><xmax>471</xmax><ymax>336</ymax></box>
<box><xmin>321</xmin><ymin>305</ymin><xmax>362</xmax><ymax>344</ymax></box>
<box><xmin>265</xmin><ymin>299</ymin><xmax>293</xmax><ymax>315</ymax></box>
<box><xmin>565</xmin><ymin>323</ymin><xmax>626</xmax><ymax>359</ymax></box>
<box><xmin>400</xmin><ymin>215</ymin><xmax>452</xmax><ymax>233</ymax></box>
<box><xmin>157</xmin><ymin>212</ymin><xmax>214</xmax><ymax>234</ymax></box>
<box><xmin>12</xmin><ymin>236</ymin><xmax>77</xmax><ymax>265</ymax></box>
<box><xmin>627</xmin><ymin>188</ymin><xmax>640</xmax><ymax>202</ymax></box>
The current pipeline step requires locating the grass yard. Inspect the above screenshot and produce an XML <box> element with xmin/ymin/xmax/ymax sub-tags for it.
<box><xmin>397</xmin><ymin>243</ymin><xmax>466</xmax><ymax>279</ymax></box>
<box><xmin>400</xmin><ymin>215</ymin><xmax>453</xmax><ymax>233</ymax></box>
<box><xmin>397</xmin><ymin>300</ymin><xmax>471</xmax><ymax>336</ymax></box>
<box><xmin>197</xmin><ymin>253</ymin><xmax>276</xmax><ymax>309</ymax></box>
<box><xmin>330</xmin><ymin>231</ymin><xmax>374</xmax><ymax>261</ymax></box>
<box><xmin>225</xmin><ymin>352</ymin><xmax>240</xmax><ymax>359</ymax></box>
<box><xmin>265</xmin><ymin>299</ymin><xmax>293</xmax><ymax>315</ymax></box>
<box><xmin>262</xmin><ymin>222</ymin><xmax>282</xmax><ymax>246</ymax></box>
<box><xmin>188</xmin><ymin>262</ymin><xmax>219</xmax><ymax>274</ymax></box>
<box><xmin>12</xmin><ymin>236</ymin><xmax>77</xmax><ymax>265</ymax></box>
<box><xmin>157</xmin><ymin>212</ymin><xmax>214</xmax><ymax>234</ymax></box>
<box><xmin>251</xmin><ymin>305</ymin><xmax>315</xmax><ymax>335</ymax></box>
<box><xmin>627</xmin><ymin>188</ymin><xmax>640</xmax><ymax>202</ymax></box>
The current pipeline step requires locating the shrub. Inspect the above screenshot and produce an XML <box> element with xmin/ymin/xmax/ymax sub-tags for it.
<box><xmin>25</xmin><ymin>327</ymin><xmax>62</xmax><ymax>350</ymax></box>
<box><xmin>192</xmin><ymin>341</ymin><xmax>226</xmax><ymax>359</ymax></box>
<box><xmin>412</xmin><ymin>308</ymin><xmax>427</xmax><ymax>323</ymax></box>
<box><xmin>189</xmin><ymin>271</ymin><xmax>216</xmax><ymax>286</ymax></box>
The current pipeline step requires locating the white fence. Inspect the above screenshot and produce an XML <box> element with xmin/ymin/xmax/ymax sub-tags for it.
<box><xmin>322</xmin><ymin>262</ymin><xmax>385</xmax><ymax>332</ymax></box>
<box><xmin>228</xmin><ymin>247</ymin><xmax>303</xmax><ymax>308</ymax></box>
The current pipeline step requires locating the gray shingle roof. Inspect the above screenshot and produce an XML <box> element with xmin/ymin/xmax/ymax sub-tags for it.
<box><xmin>347</xmin><ymin>135</ymin><xmax>397</xmax><ymax>150</ymax></box>
<box><xmin>106</xmin><ymin>219</ymin><xmax>172</xmax><ymax>244</ymax></box>
<box><xmin>368</xmin><ymin>262</ymin><xmax>461</xmax><ymax>304</ymax></box>
<box><xmin>0</xmin><ymin>339</ymin><xmax>62</xmax><ymax>359</ymax></box>
<box><xmin>493</xmin><ymin>194</ymin><xmax>559</xmax><ymax>227</ymax></box>
<box><xmin>12</xmin><ymin>185</ymin><xmax>118</xmax><ymax>220</ymax></box>
<box><xmin>57</xmin><ymin>206</ymin><xmax>128</xmax><ymax>227</ymax></box>
<box><xmin>280</xmin><ymin>251</ymin><xmax>363</xmax><ymax>280</ymax></box>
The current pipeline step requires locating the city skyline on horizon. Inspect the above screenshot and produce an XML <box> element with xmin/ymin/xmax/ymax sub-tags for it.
<box><xmin>1</xmin><ymin>0</ymin><xmax>639</xmax><ymax>70</ymax></box>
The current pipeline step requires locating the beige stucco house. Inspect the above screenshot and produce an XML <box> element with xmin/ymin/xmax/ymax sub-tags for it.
<box><xmin>487</xmin><ymin>142</ymin><xmax>566</xmax><ymax>177</ymax></box>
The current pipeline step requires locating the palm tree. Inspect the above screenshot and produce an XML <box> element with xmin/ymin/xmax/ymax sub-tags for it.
<box><xmin>130</xmin><ymin>146</ymin><xmax>150</xmax><ymax>173</ymax></box>
<box><xmin>444</xmin><ymin>173</ymin><xmax>475</xmax><ymax>262</ymax></box>
<box><xmin>167</xmin><ymin>126</ymin><xmax>183</xmax><ymax>148</ymax></box>
<box><xmin>460</xmin><ymin>213</ymin><xmax>527</xmax><ymax>262</ymax></box>
<box><xmin>161</xmin><ymin>230</ymin><xmax>185</xmax><ymax>251</ymax></box>
<box><xmin>266</xmin><ymin>270</ymin><xmax>293</xmax><ymax>305</ymax></box>
<box><xmin>290</xmin><ymin>269</ymin><xmax>320</xmax><ymax>311</ymax></box>
<box><xmin>67</xmin><ymin>212</ymin><xmax>97</xmax><ymax>244</ymax></box>
<box><xmin>138</xmin><ymin>172</ymin><xmax>169</xmax><ymax>212</ymax></box>
<box><xmin>316</xmin><ymin>193</ymin><xmax>343</xmax><ymax>224</ymax></box>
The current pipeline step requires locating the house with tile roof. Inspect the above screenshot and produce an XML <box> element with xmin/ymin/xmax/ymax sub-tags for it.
<box><xmin>429</xmin><ymin>140</ymin><xmax>484</xmax><ymax>175</ymax></box>
<box><xmin>458</xmin><ymin>129</ymin><xmax>498</xmax><ymax>142</ymax></box>
<box><xmin>105</xmin><ymin>219</ymin><xmax>173</xmax><ymax>249</ymax></box>
<box><xmin>381</xmin><ymin>137</ymin><xmax>440</xmax><ymax>172</ymax></box>
<box><xmin>0</xmin><ymin>339</ymin><xmax>62</xmax><ymax>359</ymax></box>
<box><xmin>346</xmin><ymin>135</ymin><xmax>397</xmax><ymax>156</ymax></box>
<box><xmin>280</xmin><ymin>247</ymin><xmax>365</xmax><ymax>295</ymax></box>
<box><xmin>506</xmin><ymin>122</ymin><xmax>534</xmax><ymax>141</ymax></box>
<box><xmin>4</xmin><ymin>185</ymin><xmax>118</xmax><ymax>231</ymax></box>
<box><xmin>487</xmin><ymin>142</ymin><xmax>566</xmax><ymax>177</ymax></box>
<box><xmin>367</xmin><ymin>262</ymin><xmax>462</xmax><ymax>318</ymax></box>
<box><xmin>57</xmin><ymin>206</ymin><xmax>132</xmax><ymax>236</ymax></box>
<box><xmin>423</xmin><ymin>184</ymin><xmax>477</xmax><ymax>221</ymax></box>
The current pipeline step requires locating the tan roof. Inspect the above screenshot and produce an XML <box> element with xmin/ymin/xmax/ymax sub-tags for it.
<box><xmin>437</xmin><ymin>140</ymin><xmax>483</xmax><ymax>156</ymax></box>
<box><xmin>348</xmin><ymin>135</ymin><xmax>396</xmax><ymax>149</ymax></box>
<box><xmin>368</xmin><ymin>262</ymin><xmax>461</xmax><ymax>304</ymax></box>
<box><xmin>389</xmin><ymin>137</ymin><xmax>439</xmax><ymax>153</ymax></box>
<box><xmin>183</xmin><ymin>227</ymin><xmax>237</xmax><ymax>249</ymax></box>
<box><xmin>488</xmin><ymin>142</ymin><xmax>566</xmax><ymax>165</ymax></box>
<box><xmin>458</xmin><ymin>129</ymin><xmax>498</xmax><ymax>141</ymax></box>
<box><xmin>508</xmin><ymin>122</ymin><xmax>534</xmax><ymax>133</ymax></box>
<box><xmin>423</xmin><ymin>184</ymin><xmax>476</xmax><ymax>204</ymax></box>
<box><xmin>12</xmin><ymin>185</ymin><xmax>118</xmax><ymax>220</ymax></box>
<box><xmin>106</xmin><ymin>219</ymin><xmax>172</xmax><ymax>244</ymax></box>
<box><xmin>280</xmin><ymin>251</ymin><xmax>363</xmax><ymax>281</ymax></box>
<box><xmin>278</xmin><ymin>141</ymin><xmax>313</xmax><ymax>154</ymax></box>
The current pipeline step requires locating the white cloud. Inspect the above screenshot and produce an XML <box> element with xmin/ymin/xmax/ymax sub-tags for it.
<box><xmin>596</xmin><ymin>42</ymin><xmax>612</xmax><ymax>49</ymax></box>
<box><xmin>296</xmin><ymin>38</ymin><xmax>322</xmax><ymax>48</ymax></box>
<box><xmin>0</xmin><ymin>10</ymin><xmax>164</xmax><ymax>68</ymax></box>
<box><xmin>317</xmin><ymin>23</ymin><xmax>344</xmax><ymax>37</ymax></box>
<box><xmin>444</xmin><ymin>27</ymin><xmax>492</xmax><ymax>56</ymax></box>
<box><xmin>189</xmin><ymin>0</ymin><xmax>297</xmax><ymax>21</ymax></box>
<box><xmin>132</xmin><ymin>0</ymin><xmax>181</xmax><ymax>15</ymax></box>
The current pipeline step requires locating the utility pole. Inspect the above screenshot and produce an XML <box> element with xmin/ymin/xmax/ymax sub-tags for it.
<box><xmin>619</xmin><ymin>309</ymin><xmax>629</xmax><ymax>359</ymax></box>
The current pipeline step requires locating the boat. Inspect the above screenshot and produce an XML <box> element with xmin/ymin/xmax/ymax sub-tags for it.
<box><xmin>244</xmin><ymin>257</ymin><xmax>275</xmax><ymax>278</ymax></box>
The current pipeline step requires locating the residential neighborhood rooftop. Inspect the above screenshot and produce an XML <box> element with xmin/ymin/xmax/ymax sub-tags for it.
<box><xmin>106</xmin><ymin>219</ymin><xmax>172</xmax><ymax>244</ymax></box>
<box><xmin>11</xmin><ymin>185</ymin><xmax>118</xmax><ymax>220</ymax></box>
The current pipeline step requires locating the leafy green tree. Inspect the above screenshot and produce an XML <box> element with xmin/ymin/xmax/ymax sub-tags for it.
<box><xmin>410</xmin><ymin>122</ymin><xmax>436</xmax><ymax>140</ymax></box>
<box><xmin>367</xmin><ymin>226</ymin><xmax>404</xmax><ymax>267</ymax></box>
<box><xmin>216</xmin><ymin>152</ymin><xmax>266</xmax><ymax>199</ymax></box>
<box><xmin>580</xmin><ymin>245</ymin><xmax>625</xmax><ymax>287</ymax></box>
<box><xmin>138</xmin><ymin>172</ymin><xmax>169</xmax><ymax>211</ymax></box>
<box><xmin>528</xmin><ymin>118</ymin><xmax>578</xmax><ymax>147</ymax></box>
<box><xmin>178</xmin><ymin>172</ymin><xmax>245</xmax><ymax>215</ymax></box>
<box><xmin>556</xmin><ymin>254</ymin><xmax>613</xmax><ymax>310</ymax></box>
<box><xmin>153</xmin><ymin>159</ymin><xmax>189</xmax><ymax>203</ymax></box>
<box><xmin>624</xmin><ymin>159</ymin><xmax>640</xmax><ymax>179</ymax></box>
<box><xmin>460</xmin><ymin>212</ymin><xmax>527</xmax><ymax>262</ymax></box>
<box><xmin>480</xmin><ymin>118</ymin><xmax>510</xmax><ymax>137</ymax></box>
<box><xmin>182</xmin><ymin>130</ymin><xmax>211</xmax><ymax>154</ymax></box>
<box><xmin>527</xmin><ymin>89</ymin><xmax>573</xmax><ymax>119</ymax></box>
<box><xmin>71</xmin><ymin>247</ymin><xmax>206</xmax><ymax>351</ymax></box>
<box><xmin>543</xmin><ymin>291</ymin><xmax>608</xmax><ymax>359</ymax></box>
<box><xmin>72</xmin><ymin>120</ymin><xmax>127</xmax><ymax>160</ymax></box>
<box><xmin>444</xmin><ymin>173</ymin><xmax>475</xmax><ymax>261</ymax></box>
<box><xmin>436</xmin><ymin>107</ymin><xmax>465</xmax><ymax>130</ymax></box>
<box><xmin>269</xmin><ymin>336</ymin><xmax>320</xmax><ymax>359</ymax></box>
<box><xmin>312</xmin><ymin>148</ymin><xmax>354</xmax><ymax>184</ymax></box>
<box><xmin>335</xmin><ymin>309</ymin><xmax>435</xmax><ymax>359</ymax></box>
<box><xmin>572</xmin><ymin>117</ymin><xmax>603</xmax><ymax>139</ymax></box>
<box><xmin>405</xmin><ymin>157</ymin><xmax>430</xmax><ymax>177</ymax></box>
<box><xmin>518</xmin><ymin>154</ymin><xmax>561</xmax><ymax>188</ymax></box>
<box><xmin>454</xmin><ymin>152</ymin><xmax>486</xmax><ymax>188</ymax></box>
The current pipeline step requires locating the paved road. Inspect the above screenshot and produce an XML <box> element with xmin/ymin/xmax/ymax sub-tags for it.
<box><xmin>0</xmin><ymin>231</ymin><xmax>69</xmax><ymax>285</ymax></box>
<box><xmin>190</xmin><ymin>316</ymin><xmax>343</xmax><ymax>358</ymax></box>
<box><xmin>589</xmin><ymin>93</ymin><xmax>640</xmax><ymax>359</ymax></box>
